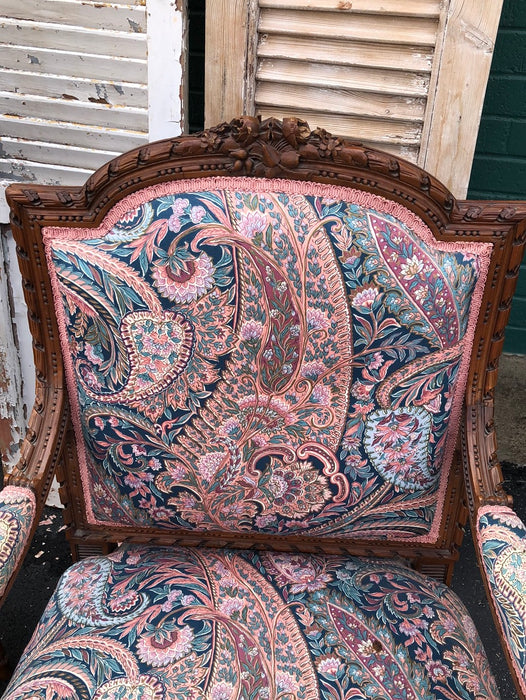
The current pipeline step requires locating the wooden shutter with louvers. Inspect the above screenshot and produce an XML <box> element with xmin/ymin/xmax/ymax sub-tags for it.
<box><xmin>0</xmin><ymin>0</ymin><xmax>149</xmax><ymax>191</ymax></box>
<box><xmin>205</xmin><ymin>0</ymin><xmax>503</xmax><ymax>197</ymax></box>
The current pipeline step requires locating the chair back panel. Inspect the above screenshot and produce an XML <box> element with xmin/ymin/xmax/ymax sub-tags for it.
<box><xmin>43</xmin><ymin>177</ymin><xmax>491</xmax><ymax>545</ymax></box>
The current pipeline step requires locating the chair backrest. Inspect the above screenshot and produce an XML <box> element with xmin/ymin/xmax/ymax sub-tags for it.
<box><xmin>7</xmin><ymin>117</ymin><xmax>526</xmax><ymax>582</ymax></box>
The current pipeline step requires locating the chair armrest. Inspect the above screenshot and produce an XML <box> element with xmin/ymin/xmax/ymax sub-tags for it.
<box><xmin>477</xmin><ymin>505</ymin><xmax>526</xmax><ymax>698</ymax></box>
<box><xmin>0</xmin><ymin>486</ymin><xmax>36</xmax><ymax>600</ymax></box>
<box><xmin>0</xmin><ymin>385</ymin><xmax>69</xmax><ymax>606</ymax></box>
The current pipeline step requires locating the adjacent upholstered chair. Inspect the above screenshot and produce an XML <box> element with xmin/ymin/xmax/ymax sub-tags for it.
<box><xmin>2</xmin><ymin>116</ymin><xmax>526</xmax><ymax>699</ymax></box>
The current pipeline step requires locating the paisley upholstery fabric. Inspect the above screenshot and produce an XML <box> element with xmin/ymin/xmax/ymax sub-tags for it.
<box><xmin>44</xmin><ymin>178</ymin><xmax>491</xmax><ymax>543</ymax></box>
<box><xmin>2</xmin><ymin>544</ymin><xmax>500</xmax><ymax>699</ymax></box>
<box><xmin>478</xmin><ymin>505</ymin><xmax>526</xmax><ymax>696</ymax></box>
<box><xmin>0</xmin><ymin>486</ymin><xmax>35</xmax><ymax>598</ymax></box>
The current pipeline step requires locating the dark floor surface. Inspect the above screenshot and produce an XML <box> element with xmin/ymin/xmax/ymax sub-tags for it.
<box><xmin>0</xmin><ymin>460</ymin><xmax>525</xmax><ymax>697</ymax></box>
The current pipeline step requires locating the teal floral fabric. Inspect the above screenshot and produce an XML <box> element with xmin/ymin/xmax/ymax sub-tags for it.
<box><xmin>44</xmin><ymin>179</ymin><xmax>490</xmax><ymax>544</ymax></box>
<box><xmin>478</xmin><ymin>505</ymin><xmax>526</xmax><ymax>696</ymax></box>
<box><xmin>0</xmin><ymin>486</ymin><xmax>35</xmax><ymax>598</ymax></box>
<box><xmin>2</xmin><ymin>544</ymin><xmax>500</xmax><ymax>699</ymax></box>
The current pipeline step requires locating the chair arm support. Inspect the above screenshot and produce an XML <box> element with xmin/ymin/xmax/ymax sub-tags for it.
<box><xmin>0</xmin><ymin>386</ymin><xmax>69</xmax><ymax>608</ymax></box>
<box><xmin>477</xmin><ymin>505</ymin><xmax>526</xmax><ymax>699</ymax></box>
<box><xmin>461</xmin><ymin>402</ymin><xmax>511</xmax><ymax>510</ymax></box>
<box><xmin>0</xmin><ymin>486</ymin><xmax>36</xmax><ymax>601</ymax></box>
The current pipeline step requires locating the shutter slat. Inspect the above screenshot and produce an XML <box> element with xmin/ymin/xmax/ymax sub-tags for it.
<box><xmin>0</xmin><ymin>45</ymin><xmax>147</xmax><ymax>83</ymax></box>
<box><xmin>0</xmin><ymin>69</ymin><xmax>146</xmax><ymax>107</ymax></box>
<box><xmin>257</xmin><ymin>58</ymin><xmax>429</xmax><ymax>97</ymax></box>
<box><xmin>0</xmin><ymin>92</ymin><xmax>147</xmax><ymax>130</ymax></box>
<box><xmin>259</xmin><ymin>8</ymin><xmax>438</xmax><ymax>45</ymax></box>
<box><xmin>257</xmin><ymin>106</ymin><xmax>421</xmax><ymax>145</ymax></box>
<box><xmin>0</xmin><ymin>17</ymin><xmax>146</xmax><ymax>58</ymax></box>
<box><xmin>256</xmin><ymin>82</ymin><xmax>425</xmax><ymax>122</ymax></box>
<box><xmin>0</xmin><ymin>137</ymin><xmax>120</xmax><ymax>170</ymax></box>
<box><xmin>2</xmin><ymin>158</ymin><xmax>92</xmax><ymax>185</ymax></box>
<box><xmin>258</xmin><ymin>35</ymin><xmax>434</xmax><ymax>72</ymax></box>
<box><xmin>0</xmin><ymin>115</ymin><xmax>147</xmax><ymax>152</ymax></box>
<box><xmin>1</xmin><ymin>0</ymin><xmax>146</xmax><ymax>33</ymax></box>
<box><xmin>259</xmin><ymin>0</ymin><xmax>440</xmax><ymax>17</ymax></box>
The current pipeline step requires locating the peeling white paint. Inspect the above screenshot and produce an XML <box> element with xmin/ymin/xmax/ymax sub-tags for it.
<box><xmin>0</xmin><ymin>226</ymin><xmax>33</xmax><ymax>468</ymax></box>
<box><xmin>0</xmin><ymin>0</ymin><xmax>164</xmax><ymax>223</ymax></box>
<box><xmin>0</xmin><ymin>182</ymin><xmax>10</xmax><ymax>223</ymax></box>
<box><xmin>0</xmin><ymin>0</ymin><xmax>187</xmax><ymax>496</ymax></box>
<box><xmin>0</xmin><ymin>0</ymin><xmax>188</xmax><ymax>221</ymax></box>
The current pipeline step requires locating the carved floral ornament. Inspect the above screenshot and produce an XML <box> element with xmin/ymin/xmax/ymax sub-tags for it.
<box><xmin>11</xmin><ymin>117</ymin><xmax>522</xmax><ymax>232</ymax></box>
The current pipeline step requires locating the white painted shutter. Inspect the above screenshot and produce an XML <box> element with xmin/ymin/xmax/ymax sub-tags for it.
<box><xmin>0</xmin><ymin>0</ymin><xmax>186</xmax><ymax>468</ymax></box>
<box><xmin>0</xmin><ymin>0</ymin><xmax>149</xmax><ymax>191</ymax></box>
<box><xmin>205</xmin><ymin>0</ymin><xmax>503</xmax><ymax>197</ymax></box>
<box><xmin>0</xmin><ymin>0</ymin><xmax>187</xmax><ymax>222</ymax></box>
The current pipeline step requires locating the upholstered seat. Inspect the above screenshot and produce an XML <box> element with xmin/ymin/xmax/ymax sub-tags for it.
<box><xmin>4</xmin><ymin>545</ymin><xmax>498</xmax><ymax>699</ymax></box>
<box><xmin>2</xmin><ymin>117</ymin><xmax>526</xmax><ymax>698</ymax></box>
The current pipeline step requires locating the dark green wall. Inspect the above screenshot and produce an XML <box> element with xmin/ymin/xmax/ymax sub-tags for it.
<box><xmin>468</xmin><ymin>0</ymin><xmax>526</xmax><ymax>354</ymax></box>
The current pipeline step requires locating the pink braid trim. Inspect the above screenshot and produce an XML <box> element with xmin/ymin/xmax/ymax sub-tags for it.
<box><xmin>43</xmin><ymin>177</ymin><xmax>493</xmax><ymax>541</ymax></box>
<box><xmin>0</xmin><ymin>485</ymin><xmax>35</xmax><ymax>507</ymax></box>
<box><xmin>477</xmin><ymin>504</ymin><xmax>518</xmax><ymax>521</ymax></box>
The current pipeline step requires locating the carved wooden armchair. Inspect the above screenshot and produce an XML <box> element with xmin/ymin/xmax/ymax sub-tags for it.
<box><xmin>1</xmin><ymin>116</ymin><xmax>526</xmax><ymax>699</ymax></box>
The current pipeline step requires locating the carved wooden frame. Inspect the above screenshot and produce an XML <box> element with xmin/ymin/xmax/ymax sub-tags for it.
<box><xmin>5</xmin><ymin>116</ymin><xmax>526</xmax><ymax>589</ymax></box>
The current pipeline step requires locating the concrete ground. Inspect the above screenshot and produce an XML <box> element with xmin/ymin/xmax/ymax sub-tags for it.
<box><xmin>495</xmin><ymin>353</ymin><xmax>526</xmax><ymax>466</ymax></box>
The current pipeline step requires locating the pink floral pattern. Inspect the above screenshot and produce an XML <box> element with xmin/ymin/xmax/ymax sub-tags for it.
<box><xmin>152</xmin><ymin>251</ymin><xmax>214</xmax><ymax>303</ymax></box>
<box><xmin>364</xmin><ymin>407</ymin><xmax>433</xmax><ymax>491</ymax></box>
<box><xmin>2</xmin><ymin>545</ymin><xmax>500</xmax><ymax>699</ymax></box>
<box><xmin>478</xmin><ymin>506</ymin><xmax>526</xmax><ymax>696</ymax></box>
<box><xmin>44</xmin><ymin>180</ymin><xmax>489</xmax><ymax>542</ymax></box>
<box><xmin>0</xmin><ymin>486</ymin><xmax>35</xmax><ymax>598</ymax></box>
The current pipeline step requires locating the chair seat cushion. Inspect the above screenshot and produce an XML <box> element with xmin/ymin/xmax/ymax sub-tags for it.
<box><xmin>3</xmin><ymin>544</ymin><xmax>499</xmax><ymax>699</ymax></box>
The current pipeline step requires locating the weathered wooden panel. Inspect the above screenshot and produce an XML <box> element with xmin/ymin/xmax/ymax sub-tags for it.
<box><xmin>259</xmin><ymin>0</ymin><xmax>441</xmax><ymax>17</ymax></box>
<box><xmin>258</xmin><ymin>35</ymin><xmax>434</xmax><ymax>72</ymax></box>
<box><xmin>253</xmin><ymin>4</ymin><xmax>437</xmax><ymax>156</ymax></box>
<box><xmin>205</xmin><ymin>0</ymin><xmax>259</xmax><ymax>126</ymax></box>
<box><xmin>0</xmin><ymin>45</ymin><xmax>147</xmax><ymax>83</ymax></box>
<box><xmin>0</xmin><ymin>18</ymin><xmax>146</xmax><ymax>58</ymax></box>
<box><xmin>421</xmin><ymin>0</ymin><xmax>504</xmax><ymax>196</ymax></box>
<box><xmin>257</xmin><ymin>58</ymin><xmax>429</xmax><ymax>96</ymax></box>
<box><xmin>1</xmin><ymin>0</ymin><xmax>147</xmax><ymax>33</ymax></box>
<box><xmin>206</xmin><ymin>0</ymin><xmax>502</xmax><ymax>197</ymax></box>
<box><xmin>146</xmin><ymin>0</ymin><xmax>187</xmax><ymax>140</ymax></box>
<box><xmin>0</xmin><ymin>116</ymin><xmax>148</xmax><ymax>152</ymax></box>
<box><xmin>0</xmin><ymin>0</ymin><xmax>150</xmax><ymax>202</ymax></box>
<box><xmin>0</xmin><ymin>227</ymin><xmax>27</xmax><ymax>467</ymax></box>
